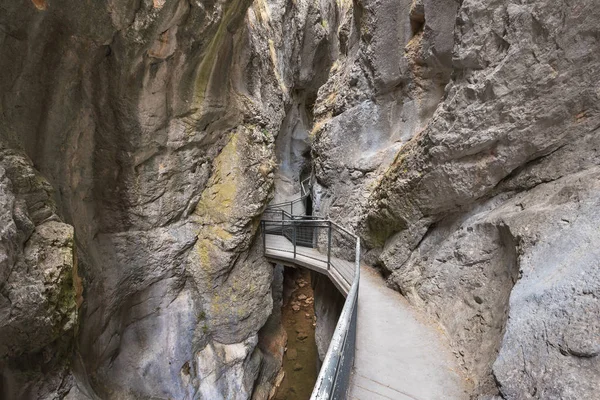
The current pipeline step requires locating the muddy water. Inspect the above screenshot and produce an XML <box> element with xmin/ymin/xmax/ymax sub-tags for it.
<box><xmin>274</xmin><ymin>268</ymin><xmax>319</xmax><ymax>400</ymax></box>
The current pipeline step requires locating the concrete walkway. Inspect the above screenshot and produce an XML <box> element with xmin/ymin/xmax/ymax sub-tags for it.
<box><xmin>349</xmin><ymin>266</ymin><xmax>469</xmax><ymax>400</ymax></box>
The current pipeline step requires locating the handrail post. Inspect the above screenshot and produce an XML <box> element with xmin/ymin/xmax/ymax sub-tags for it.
<box><xmin>327</xmin><ymin>221</ymin><xmax>332</xmax><ymax>270</ymax></box>
<box><xmin>293</xmin><ymin>223</ymin><xmax>297</xmax><ymax>259</ymax></box>
<box><xmin>355</xmin><ymin>237</ymin><xmax>361</xmax><ymax>281</ymax></box>
<box><xmin>304</xmin><ymin>195</ymin><xmax>308</xmax><ymax>215</ymax></box>
<box><xmin>262</xmin><ymin>220</ymin><xmax>266</xmax><ymax>253</ymax></box>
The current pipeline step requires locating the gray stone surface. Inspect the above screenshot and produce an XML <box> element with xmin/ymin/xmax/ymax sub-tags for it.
<box><xmin>0</xmin><ymin>0</ymin><xmax>342</xmax><ymax>397</ymax></box>
<box><xmin>350</xmin><ymin>265</ymin><xmax>468</xmax><ymax>400</ymax></box>
<box><xmin>491</xmin><ymin>169</ymin><xmax>600</xmax><ymax>399</ymax></box>
<box><xmin>311</xmin><ymin>0</ymin><xmax>460</xmax><ymax>229</ymax></box>
<box><xmin>0</xmin><ymin>145</ymin><xmax>78</xmax><ymax>399</ymax></box>
<box><xmin>2</xmin><ymin>0</ymin><xmax>600</xmax><ymax>397</ymax></box>
<box><xmin>311</xmin><ymin>271</ymin><xmax>344</xmax><ymax>363</ymax></box>
<box><xmin>311</xmin><ymin>0</ymin><xmax>600</xmax><ymax>398</ymax></box>
<box><xmin>253</xmin><ymin>265</ymin><xmax>286</xmax><ymax>400</ymax></box>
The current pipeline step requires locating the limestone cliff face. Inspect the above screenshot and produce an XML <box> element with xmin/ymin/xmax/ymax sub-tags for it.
<box><xmin>2</xmin><ymin>0</ymin><xmax>599</xmax><ymax>398</ymax></box>
<box><xmin>0</xmin><ymin>0</ymin><xmax>338</xmax><ymax>398</ymax></box>
<box><xmin>312</xmin><ymin>0</ymin><xmax>600</xmax><ymax>398</ymax></box>
<box><xmin>0</xmin><ymin>145</ymin><xmax>78</xmax><ymax>399</ymax></box>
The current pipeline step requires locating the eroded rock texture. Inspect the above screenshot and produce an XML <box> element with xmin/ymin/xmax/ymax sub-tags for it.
<box><xmin>311</xmin><ymin>0</ymin><xmax>600</xmax><ymax>398</ymax></box>
<box><xmin>0</xmin><ymin>0</ymin><xmax>340</xmax><ymax>398</ymax></box>
<box><xmin>0</xmin><ymin>145</ymin><xmax>78</xmax><ymax>399</ymax></box>
<box><xmin>2</xmin><ymin>0</ymin><xmax>599</xmax><ymax>398</ymax></box>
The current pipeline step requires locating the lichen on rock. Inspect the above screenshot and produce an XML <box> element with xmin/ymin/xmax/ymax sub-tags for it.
<box><xmin>1</xmin><ymin>0</ymin><xmax>599</xmax><ymax>398</ymax></box>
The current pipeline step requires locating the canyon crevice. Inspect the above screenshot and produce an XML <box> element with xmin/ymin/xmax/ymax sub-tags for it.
<box><xmin>1</xmin><ymin>0</ymin><xmax>599</xmax><ymax>399</ymax></box>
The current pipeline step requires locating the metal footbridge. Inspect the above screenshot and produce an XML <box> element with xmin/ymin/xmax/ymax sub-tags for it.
<box><xmin>260</xmin><ymin>178</ymin><xmax>360</xmax><ymax>399</ymax></box>
<box><xmin>260</xmin><ymin>179</ymin><xmax>469</xmax><ymax>400</ymax></box>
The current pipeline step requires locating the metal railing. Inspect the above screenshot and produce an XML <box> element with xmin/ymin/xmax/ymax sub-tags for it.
<box><xmin>260</xmin><ymin>181</ymin><xmax>360</xmax><ymax>399</ymax></box>
<box><xmin>265</xmin><ymin>177</ymin><xmax>312</xmax><ymax>215</ymax></box>
<box><xmin>310</xmin><ymin>227</ymin><xmax>359</xmax><ymax>400</ymax></box>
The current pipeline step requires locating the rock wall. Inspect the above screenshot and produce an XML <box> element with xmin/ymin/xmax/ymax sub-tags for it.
<box><xmin>0</xmin><ymin>145</ymin><xmax>79</xmax><ymax>399</ymax></box>
<box><xmin>0</xmin><ymin>0</ymin><xmax>341</xmax><ymax>398</ymax></box>
<box><xmin>2</xmin><ymin>0</ymin><xmax>599</xmax><ymax>398</ymax></box>
<box><xmin>311</xmin><ymin>0</ymin><xmax>600</xmax><ymax>398</ymax></box>
<box><xmin>311</xmin><ymin>272</ymin><xmax>344</xmax><ymax>364</ymax></box>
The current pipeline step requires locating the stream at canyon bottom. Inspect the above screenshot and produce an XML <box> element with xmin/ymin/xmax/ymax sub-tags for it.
<box><xmin>274</xmin><ymin>268</ymin><xmax>319</xmax><ymax>399</ymax></box>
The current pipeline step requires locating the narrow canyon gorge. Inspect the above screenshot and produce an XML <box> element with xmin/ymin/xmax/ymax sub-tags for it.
<box><xmin>0</xmin><ymin>0</ymin><xmax>599</xmax><ymax>399</ymax></box>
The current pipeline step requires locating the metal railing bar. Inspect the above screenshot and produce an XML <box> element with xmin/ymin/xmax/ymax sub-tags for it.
<box><xmin>263</xmin><ymin>216</ymin><xmax>357</xmax><ymax>239</ymax></box>
<box><xmin>263</xmin><ymin>215</ymin><xmax>359</xmax><ymax>237</ymax></box>
<box><xmin>261</xmin><ymin>177</ymin><xmax>360</xmax><ymax>400</ymax></box>
<box><xmin>264</xmin><ymin>247</ymin><xmax>330</xmax><ymax>266</ymax></box>
<box><xmin>300</xmin><ymin>176</ymin><xmax>311</xmax><ymax>197</ymax></box>
<box><xmin>266</xmin><ymin>193</ymin><xmax>310</xmax><ymax>208</ymax></box>
<box><xmin>262</xmin><ymin>224</ymin><xmax>331</xmax><ymax>230</ymax></box>
<box><xmin>310</xmin><ymin>256</ymin><xmax>359</xmax><ymax>399</ymax></box>
<box><xmin>329</xmin><ymin>221</ymin><xmax>358</xmax><ymax>239</ymax></box>
<box><xmin>261</xmin><ymin>219</ymin><xmax>329</xmax><ymax>225</ymax></box>
<box><xmin>293</xmin><ymin>225</ymin><xmax>297</xmax><ymax>258</ymax></box>
<box><xmin>262</xmin><ymin>218</ymin><xmax>330</xmax><ymax>225</ymax></box>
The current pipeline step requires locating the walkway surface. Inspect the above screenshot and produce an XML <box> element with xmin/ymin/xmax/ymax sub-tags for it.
<box><xmin>264</xmin><ymin>234</ymin><xmax>354</xmax><ymax>295</ymax></box>
<box><xmin>349</xmin><ymin>266</ymin><xmax>469</xmax><ymax>400</ymax></box>
<box><xmin>264</xmin><ymin>234</ymin><xmax>469</xmax><ymax>400</ymax></box>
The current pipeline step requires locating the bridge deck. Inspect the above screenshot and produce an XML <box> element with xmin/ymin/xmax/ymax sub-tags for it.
<box><xmin>264</xmin><ymin>234</ymin><xmax>354</xmax><ymax>296</ymax></box>
<box><xmin>265</xmin><ymin>234</ymin><xmax>468</xmax><ymax>400</ymax></box>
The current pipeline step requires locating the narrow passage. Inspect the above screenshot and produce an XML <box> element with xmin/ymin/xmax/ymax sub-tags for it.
<box><xmin>274</xmin><ymin>268</ymin><xmax>319</xmax><ymax>400</ymax></box>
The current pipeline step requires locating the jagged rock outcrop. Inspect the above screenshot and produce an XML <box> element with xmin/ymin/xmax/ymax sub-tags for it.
<box><xmin>0</xmin><ymin>145</ymin><xmax>79</xmax><ymax>399</ymax></box>
<box><xmin>3</xmin><ymin>0</ymin><xmax>599</xmax><ymax>398</ymax></box>
<box><xmin>312</xmin><ymin>0</ymin><xmax>600</xmax><ymax>398</ymax></box>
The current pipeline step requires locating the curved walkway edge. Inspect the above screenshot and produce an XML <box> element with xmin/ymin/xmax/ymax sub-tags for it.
<box><xmin>349</xmin><ymin>265</ymin><xmax>469</xmax><ymax>400</ymax></box>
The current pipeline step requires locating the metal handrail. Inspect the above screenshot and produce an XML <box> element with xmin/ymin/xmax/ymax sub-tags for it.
<box><xmin>260</xmin><ymin>179</ymin><xmax>360</xmax><ymax>399</ymax></box>
<box><xmin>263</xmin><ymin>209</ymin><xmax>324</xmax><ymax>221</ymax></box>
<box><xmin>311</xmin><ymin>239</ymin><xmax>359</xmax><ymax>399</ymax></box>
<box><xmin>266</xmin><ymin>177</ymin><xmax>312</xmax><ymax>210</ymax></box>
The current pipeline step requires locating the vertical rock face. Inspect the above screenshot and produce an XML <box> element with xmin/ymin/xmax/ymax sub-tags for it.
<box><xmin>311</xmin><ymin>272</ymin><xmax>344</xmax><ymax>364</ymax></box>
<box><xmin>311</xmin><ymin>0</ymin><xmax>460</xmax><ymax>225</ymax></box>
<box><xmin>2</xmin><ymin>0</ymin><xmax>599</xmax><ymax>398</ymax></box>
<box><xmin>0</xmin><ymin>146</ymin><xmax>78</xmax><ymax>399</ymax></box>
<box><xmin>311</xmin><ymin>0</ymin><xmax>600</xmax><ymax>398</ymax></box>
<box><xmin>0</xmin><ymin>0</ymin><xmax>340</xmax><ymax>398</ymax></box>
